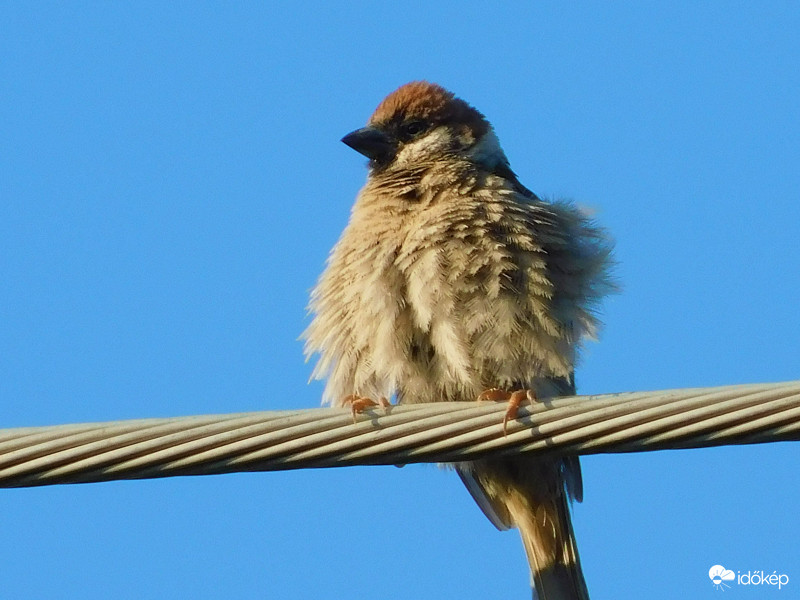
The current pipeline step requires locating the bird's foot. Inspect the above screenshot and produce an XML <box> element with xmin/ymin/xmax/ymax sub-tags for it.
<box><xmin>477</xmin><ymin>388</ymin><xmax>536</xmax><ymax>435</ymax></box>
<box><xmin>341</xmin><ymin>394</ymin><xmax>391</xmax><ymax>423</ymax></box>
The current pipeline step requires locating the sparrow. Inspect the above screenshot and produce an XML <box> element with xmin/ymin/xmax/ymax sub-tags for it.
<box><xmin>304</xmin><ymin>81</ymin><xmax>614</xmax><ymax>600</ymax></box>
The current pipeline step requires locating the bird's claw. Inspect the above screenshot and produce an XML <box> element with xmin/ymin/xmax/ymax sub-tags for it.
<box><xmin>477</xmin><ymin>388</ymin><xmax>536</xmax><ymax>435</ymax></box>
<box><xmin>341</xmin><ymin>394</ymin><xmax>391</xmax><ymax>423</ymax></box>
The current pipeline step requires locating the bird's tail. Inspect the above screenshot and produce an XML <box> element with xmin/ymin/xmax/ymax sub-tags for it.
<box><xmin>458</xmin><ymin>458</ymin><xmax>589</xmax><ymax>600</ymax></box>
<box><xmin>508</xmin><ymin>486</ymin><xmax>589</xmax><ymax>600</ymax></box>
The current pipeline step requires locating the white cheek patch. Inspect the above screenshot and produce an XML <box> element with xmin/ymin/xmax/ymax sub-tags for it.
<box><xmin>392</xmin><ymin>126</ymin><xmax>509</xmax><ymax>172</ymax></box>
<box><xmin>394</xmin><ymin>127</ymin><xmax>453</xmax><ymax>167</ymax></box>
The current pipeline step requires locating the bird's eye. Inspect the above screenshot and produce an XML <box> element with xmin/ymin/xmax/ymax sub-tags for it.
<box><xmin>400</xmin><ymin>120</ymin><xmax>427</xmax><ymax>139</ymax></box>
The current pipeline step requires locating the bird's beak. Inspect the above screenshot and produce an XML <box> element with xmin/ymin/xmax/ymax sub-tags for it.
<box><xmin>341</xmin><ymin>126</ymin><xmax>395</xmax><ymax>163</ymax></box>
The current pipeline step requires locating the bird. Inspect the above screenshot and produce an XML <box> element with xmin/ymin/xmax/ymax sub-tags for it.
<box><xmin>303</xmin><ymin>81</ymin><xmax>614</xmax><ymax>600</ymax></box>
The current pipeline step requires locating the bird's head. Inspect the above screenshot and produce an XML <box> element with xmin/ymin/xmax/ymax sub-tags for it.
<box><xmin>341</xmin><ymin>81</ymin><xmax>507</xmax><ymax>173</ymax></box>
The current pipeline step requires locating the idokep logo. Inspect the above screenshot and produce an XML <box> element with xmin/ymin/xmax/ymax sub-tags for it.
<box><xmin>709</xmin><ymin>564</ymin><xmax>790</xmax><ymax>591</ymax></box>
<box><xmin>709</xmin><ymin>565</ymin><xmax>735</xmax><ymax>590</ymax></box>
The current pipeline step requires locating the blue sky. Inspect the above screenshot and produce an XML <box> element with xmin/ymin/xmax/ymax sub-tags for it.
<box><xmin>2</xmin><ymin>3</ymin><xmax>799</xmax><ymax>598</ymax></box>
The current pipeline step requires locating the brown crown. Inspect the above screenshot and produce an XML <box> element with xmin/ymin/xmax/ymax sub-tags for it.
<box><xmin>368</xmin><ymin>81</ymin><xmax>490</xmax><ymax>137</ymax></box>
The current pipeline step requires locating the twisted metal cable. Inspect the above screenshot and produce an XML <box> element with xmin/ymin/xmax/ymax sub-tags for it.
<box><xmin>1</xmin><ymin>381</ymin><xmax>798</xmax><ymax>488</ymax></box>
